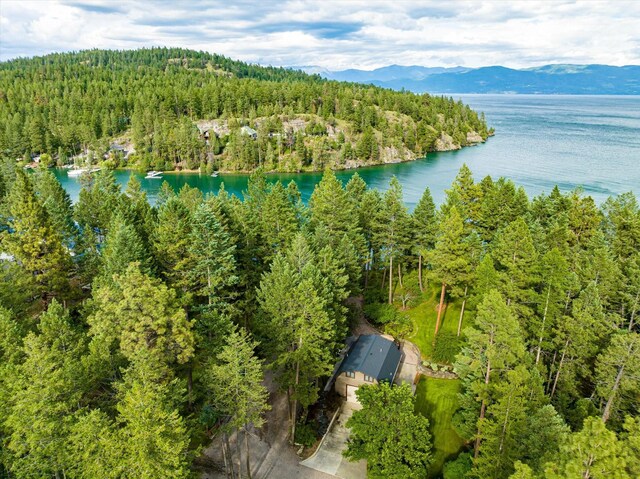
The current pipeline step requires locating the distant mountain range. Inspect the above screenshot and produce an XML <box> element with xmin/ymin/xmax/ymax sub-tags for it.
<box><xmin>295</xmin><ymin>64</ymin><xmax>640</xmax><ymax>95</ymax></box>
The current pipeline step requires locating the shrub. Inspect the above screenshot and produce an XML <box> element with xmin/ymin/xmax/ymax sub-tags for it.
<box><xmin>363</xmin><ymin>302</ymin><xmax>398</xmax><ymax>325</ymax></box>
<box><xmin>432</xmin><ymin>331</ymin><xmax>461</xmax><ymax>364</ymax></box>
<box><xmin>295</xmin><ymin>421</ymin><xmax>317</xmax><ymax>448</ymax></box>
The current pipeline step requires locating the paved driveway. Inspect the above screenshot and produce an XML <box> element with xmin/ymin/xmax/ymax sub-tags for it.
<box><xmin>299</xmin><ymin>403</ymin><xmax>366</xmax><ymax>479</ymax></box>
<box><xmin>395</xmin><ymin>340</ymin><xmax>421</xmax><ymax>393</ymax></box>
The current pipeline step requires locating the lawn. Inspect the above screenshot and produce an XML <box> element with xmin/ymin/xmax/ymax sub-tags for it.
<box><xmin>405</xmin><ymin>282</ymin><xmax>464</xmax><ymax>360</ymax></box>
<box><xmin>415</xmin><ymin>376</ymin><xmax>466</xmax><ymax>478</ymax></box>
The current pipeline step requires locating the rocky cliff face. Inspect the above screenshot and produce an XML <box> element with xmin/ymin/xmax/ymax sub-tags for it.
<box><xmin>434</xmin><ymin>132</ymin><xmax>461</xmax><ymax>152</ymax></box>
<box><xmin>466</xmin><ymin>131</ymin><xmax>484</xmax><ymax>144</ymax></box>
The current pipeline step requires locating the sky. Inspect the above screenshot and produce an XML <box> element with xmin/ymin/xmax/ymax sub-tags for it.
<box><xmin>1</xmin><ymin>0</ymin><xmax>639</xmax><ymax>69</ymax></box>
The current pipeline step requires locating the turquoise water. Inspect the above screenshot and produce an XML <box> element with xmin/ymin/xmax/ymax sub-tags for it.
<box><xmin>53</xmin><ymin>95</ymin><xmax>640</xmax><ymax>207</ymax></box>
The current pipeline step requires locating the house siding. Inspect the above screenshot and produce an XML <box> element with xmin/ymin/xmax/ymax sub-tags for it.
<box><xmin>335</xmin><ymin>370</ymin><xmax>377</xmax><ymax>397</ymax></box>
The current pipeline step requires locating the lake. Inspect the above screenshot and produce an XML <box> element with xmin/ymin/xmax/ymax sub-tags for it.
<box><xmin>53</xmin><ymin>95</ymin><xmax>640</xmax><ymax>208</ymax></box>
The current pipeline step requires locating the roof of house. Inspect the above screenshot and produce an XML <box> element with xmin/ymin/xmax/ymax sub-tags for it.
<box><xmin>338</xmin><ymin>335</ymin><xmax>402</xmax><ymax>383</ymax></box>
<box><xmin>240</xmin><ymin>125</ymin><xmax>257</xmax><ymax>135</ymax></box>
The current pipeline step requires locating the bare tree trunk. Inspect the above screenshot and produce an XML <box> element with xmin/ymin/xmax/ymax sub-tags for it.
<box><xmin>474</xmin><ymin>329</ymin><xmax>494</xmax><ymax>458</ymax></box>
<box><xmin>434</xmin><ymin>281</ymin><xmax>446</xmax><ymax>338</ymax></box>
<box><xmin>223</xmin><ymin>433</ymin><xmax>236</xmax><ymax>479</ymax></box>
<box><xmin>187</xmin><ymin>367</ymin><xmax>193</xmax><ymax>409</ymax></box>
<box><xmin>602</xmin><ymin>364</ymin><xmax>625</xmax><ymax>423</ymax></box>
<box><xmin>418</xmin><ymin>254</ymin><xmax>423</xmax><ymax>292</ymax></box>
<box><xmin>291</xmin><ymin>346</ymin><xmax>301</xmax><ymax>444</ymax></box>
<box><xmin>388</xmin><ymin>255</ymin><xmax>394</xmax><ymax>305</ymax></box>
<box><xmin>398</xmin><ymin>263</ymin><xmax>403</xmax><ymax>288</ymax></box>
<box><xmin>221</xmin><ymin>437</ymin><xmax>231</xmax><ymax>479</ymax></box>
<box><xmin>245</xmin><ymin>428</ymin><xmax>252</xmax><ymax>479</ymax></box>
<box><xmin>629</xmin><ymin>289</ymin><xmax>639</xmax><ymax>331</ymax></box>
<box><xmin>207</xmin><ymin>265</ymin><xmax>212</xmax><ymax>305</ymax></box>
<box><xmin>457</xmin><ymin>285</ymin><xmax>468</xmax><ymax>337</ymax></box>
<box><xmin>546</xmin><ymin>350</ymin><xmax>557</xmax><ymax>394</ymax></box>
<box><xmin>236</xmin><ymin>428</ymin><xmax>242</xmax><ymax>479</ymax></box>
<box><xmin>550</xmin><ymin>339</ymin><xmax>569</xmax><ymax>400</ymax></box>
<box><xmin>536</xmin><ymin>285</ymin><xmax>552</xmax><ymax>365</ymax></box>
<box><xmin>602</xmin><ymin>340</ymin><xmax>634</xmax><ymax>423</ymax></box>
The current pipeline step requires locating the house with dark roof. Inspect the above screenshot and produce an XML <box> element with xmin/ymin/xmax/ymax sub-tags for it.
<box><xmin>333</xmin><ymin>335</ymin><xmax>403</xmax><ymax>404</ymax></box>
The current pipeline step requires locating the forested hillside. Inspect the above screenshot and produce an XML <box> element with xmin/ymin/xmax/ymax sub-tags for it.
<box><xmin>0</xmin><ymin>48</ymin><xmax>491</xmax><ymax>172</ymax></box>
<box><xmin>0</xmin><ymin>160</ymin><xmax>638</xmax><ymax>478</ymax></box>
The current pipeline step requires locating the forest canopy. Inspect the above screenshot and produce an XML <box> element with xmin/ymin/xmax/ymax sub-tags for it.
<box><xmin>0</xmin><ymin>160</ymin><xmax>638</xmax><ymax>478</ymax></box>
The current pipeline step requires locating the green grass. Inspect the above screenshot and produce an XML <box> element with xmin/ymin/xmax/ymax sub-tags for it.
<box><xmin>405</xmin><ymin>282</ymin><xmax>464</xmax><ymax>360</ymax></box>
<box><xmin>415</xmin><ymin>376</ymin><xmax>465</xmax><ymax>478</ymax></box>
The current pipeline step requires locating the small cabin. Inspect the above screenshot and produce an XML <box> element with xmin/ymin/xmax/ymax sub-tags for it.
<box><xmin>240</xmin><ymin>125</ymin><xmax>258</xmax><ymax>139</ymax></box>
<box><xmin>334</xmin><ymin>335</ymin><xmax>403</xmax><ymax>404</ymax></box>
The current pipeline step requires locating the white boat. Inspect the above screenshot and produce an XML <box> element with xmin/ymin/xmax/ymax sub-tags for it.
<box><xmin>145</xmin><ymin>170</ymin><xmax>163</xmax><ymax>179</ymax></box>
<box><xmin>68</xmin><ymin>167</ymin><xmax>100</xmax><ymax>177</ymax></box>
<box><xmin>211</xmin><ymin>172</ymin><xmax>219</xmax><ymax>177</ymax></box>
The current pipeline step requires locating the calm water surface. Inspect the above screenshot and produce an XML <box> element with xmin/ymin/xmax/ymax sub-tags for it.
<box><xmin>54</xmin><ymin>95</ymin><xmax>640</xmax><ymax>208</ymax></box>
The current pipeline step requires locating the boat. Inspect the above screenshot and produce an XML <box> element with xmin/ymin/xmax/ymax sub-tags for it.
<box><xmin>68</xmin><ymin>167</ymin><xmax>101</xmax><ymax>177</ymax></box>
<box><xmin>67</xmin><ymin>168</ymin><xmax>87</xmax><ymax>177</ymax></box>
<box><xmin>211</xmin><ymin>172</ymin><xmax>219</xmax><ymax>177</ymax></box>
<box><xmin>145</xmin><ymin>170</ymin><xmax>163</xmax><ymax>179</ymax></box>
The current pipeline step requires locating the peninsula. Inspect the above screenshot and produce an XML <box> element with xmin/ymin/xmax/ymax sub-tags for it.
<box><xmin>0</xmin><ymin>48</ymin><xmax>492</xmax><ymax>174</ymax></box>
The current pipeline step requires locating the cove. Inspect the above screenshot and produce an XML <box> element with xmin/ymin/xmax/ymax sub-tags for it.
<box><xmin>53</xmin><ymin>94</ymin><xmax>640</xmax><ymax>208</ymax></box>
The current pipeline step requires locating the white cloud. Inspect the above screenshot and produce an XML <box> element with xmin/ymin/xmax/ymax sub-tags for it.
<box><xmin>0</xmin><ymin>0</ymin><xmax>638</xmax><ymax>68</ymax></box>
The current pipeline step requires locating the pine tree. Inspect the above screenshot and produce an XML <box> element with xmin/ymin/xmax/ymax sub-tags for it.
<box><xmin>595</xmin><ymin>332</ymin><xmax>640</xmax><ymax>423</ymax></box>
<box><xmin>88</xmin><ymin>263</ymin><xmax>195</xmax><ymax>368</ymax></box>
<box><xmin>152</xmin><ymin>196</ymin><xmax>192</xmax><ymax>291</ymax></box>
<box><xmin>441</xmin><ymin>163</ymin><xmax>480</xmax><ymax>231</ymax></box>
<box><xmin>257</xmin><ymin>234</ymin><xmax>337</xmax><ymax>442</ymax></box>
<box><xmin>32</xmin><ymin>168</ymin><xmax>77</xmax><ymax>247</ymax></box>
<box><xmin>428</xmin><ymin>206</ymin><xmax>470</xmax><ymax>336</ymax></box>
<box><xmin>114</xmin><ymin>361</ymin><xmax>192</xmax><ymax>479</ymax></box>
<box><xmin>375</xmin><ymin>176</ymin><xmax>411</xmax><ymax>304</ymax></box>
<box><xmin>455</xmin><ymin>290</ymin><xmax>526</xmax><ymax>458</ymax></box>
<box><xmin>203</xmin><ymin>327</ymin><xmax>269</xmax><ymax>479</ymax></box>
<box><xmin>491</xmin><ymin>218</ymin><xmax>539</xmax><ymax>320</ymax></box>
<box><xmin>185</xmin><ymin>201</ymin><xmax>238</xmax><ymax>312</ymax></box>
<box><xmin>473</xmin><ymin>366</ymin><xmax>534</xmax><ymax>479</ymax></box>
<box><xmin>1</xmin><ymin>170</ymin><xmax>71</xmax><ymax>299</ymax></box>
<box><xmin>412</xmin><ymin>187</ymin><xmax>437</xmax><ymax>291</ymax></box>
<box><xmin>100</xmin><ymin>213</ymin><xmax>153</xmax><ymax>281</ymax></box>
<box><xmin>344</xmin><ymin>382</ymin><xmax>433</xmax><ymax>479</ymax></box>
<box><xmin>260</xmin><ymin>181</ymin><xmax>299</xmax><ymax>260</ymax></box>
<box><xmin>545</xmin><ymin>417</ymin><xmax>629</xmax><ymax>479</ymax></box>
<box><xmin>3</xmin><ymin>300</ymin><xmax>88</xmax><ymax>478</ymax></box>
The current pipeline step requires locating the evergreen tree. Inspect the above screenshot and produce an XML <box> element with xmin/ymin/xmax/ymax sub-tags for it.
<box><xmin>595</xmin><ymin>332</ymin><xmax>640</xmax><ymax>423</ymax></box>
<box><xmin>412</xmin><ymin>186</ymin><xmax>437</xmax><ymax>291</ymax></box>
<box><xmin>455</xmin><ymin>290</ymin><xmax>526</xmax><ymax>457</ymax></box>
<box><xmin>88</xmin><ymin>263</ymin><xmax>195</xmax><ymax>368</ymax></box>
<box><xmin>3</xmin><ymin>300</ymin><xmax>88</xmax><ymax>477</ymax></box>
<box><xmin>185</xmin><ymin>200</ymin><xmax>238</xmax><ymax>312</ymax></box>
<box><xmin>152</xmin><ymin>196</ymin><xmax>193</xmax><ymax>291</ymax></box>
<box><xmin>375</xmin><ymin>176</ymin><xmax>411</xmax><ymax>304</ymax></box>
<box><xmin>257</xmin><ymin>234</ymin><xmax>337</xmax><ymax>442</ymax></box>
<box><xmin>428</xmin><ymin>206</ymin><xmax>470</xmax><ymax>336</ymax></box>
<box><xmin>344</xmin><ymin>382</ymin><xmax>433</xmax><ymax>479</ymax></box>
<box><xmin>545</xmin><ymin>417</ymin><xmax>629</xmax><ymax>479</ymax></box>
<box><xmin>32</xmin><ymin>168</ymin><xmax>77</xmax><ymax>247</ymax></box>
<box><xmin>202</xmin><ymin>327</ymin><xmax>269</xmax><ymax>479</ymax></box>
<box><xmin>491</xmin><ymin>218</ymin><xmax>539</xmax><ymax>321</ymax></box>
<box><xmin>100</xmin><ymin>213</ymin><xmax>153</xmax><ymax>281</ymax></box>
<box><xmin>1</xmin><ymin>170</ymin><xmax>71</xmax><ymax>299</ymax></box>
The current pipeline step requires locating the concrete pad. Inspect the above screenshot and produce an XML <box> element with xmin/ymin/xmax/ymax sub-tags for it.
<box><xmin>300</xmin><ymin>404</ymin><xmax>366</xmax><ymax>479</ymax></box>
<box><xmin>395</xmin><ymin>340</ymin><xmax>420</xmax><ymax>393</ymax></box>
